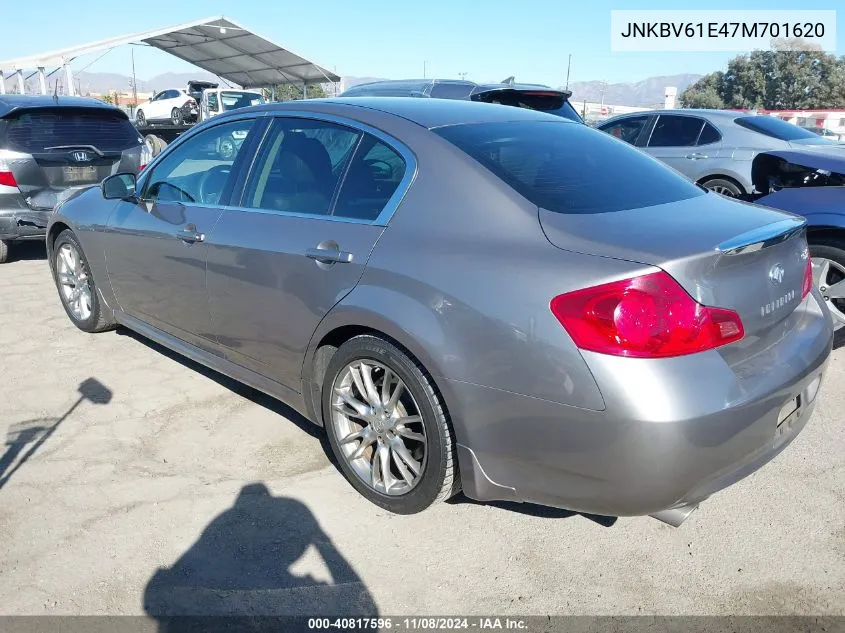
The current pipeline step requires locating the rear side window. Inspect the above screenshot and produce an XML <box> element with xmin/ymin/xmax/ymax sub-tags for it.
<box><xmin>334</xmin><ymin>135</ymin><xmax>406</xmax><ymax>221</ymax></box>
<box><xmin>735</xmin><ymin>115</ymin><xmax>825</xmax><ymax>141</ymax></box>
<box><xmin>697</xmin><ymin>122</ymin><xmax>721</xmax><ymax>145</ymax></box>
<box><xmin>435</xmin><ymin>121</ymin><xmax>704</xmax><ymax>214</ymax></box>
<box><xmin>598</xmin><ymin>115</ymin><xmax>648</xmax><ymax>145</ymax></box>
<box><xmin>647</xmin><ymin>115</ymin><xmax>704</xmax><ymax>147</ymax></box>
<box><xmin>429</xmin><ymin>83</ymin><xmax>475</xmax><ymax>99</ymax></box>
<box><xmin>2</xmin><ymin>108</ymin><xmax>141</xmax><ymax>153</ymax></box>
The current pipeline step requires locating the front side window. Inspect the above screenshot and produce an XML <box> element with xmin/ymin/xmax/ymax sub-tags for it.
<box><xmin>241</xmin><ymin>118</ymin><xmax>361</xmax><ymax>215</ymax></box>
<box><xmin>435</xmin><ymin>120</ymin><xmax>704</xmax><ymax>214</ymax></box>
<box><xmin>206</xmin><ymin>93</ymin><xmax>219</xmax><ymax>111</ymax></box>
<box><xmin>647</xmin><ymin>115</ymin><xmax>704</xmax><ymax>147</ymax></box>
<box><xmin>334</xmin><ymin>135</ymin><xmax>407</xmax><ymax>221</ymax></box>
<box><xmin>143</xmin><ymin>119</ymin><xmax>256</xmax><ymax>205</ymax></box>
<box><xmin>598</xmin><ymin>116</ymin><xmax>649</xmax><ymax>145</ymax></box>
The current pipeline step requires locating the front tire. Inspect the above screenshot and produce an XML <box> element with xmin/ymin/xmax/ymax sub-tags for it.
<box><xmin>0</xmin><ymin>239</ymin><xmax>8</xmax><ymax>264</ymax></box>
<box><xmin>322</xmin><ymin>335</ymin><xmax>460</xmax><ymax>514</ymax></box>
<box><xmin>809</xmin><ymin>238</ymin><xmax>845</xmax><ymax>347</ymax></box>
<box><xmin>51</xmin><ymin>230</ymin><xmax>116</xmax><ymax>333</ymax></box>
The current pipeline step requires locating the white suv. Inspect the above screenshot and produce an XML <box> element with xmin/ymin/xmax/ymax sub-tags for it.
<box><xmin>135</xmin><ymin>89</ymin><xmax>198</xmax><ymax>127</ymax></box>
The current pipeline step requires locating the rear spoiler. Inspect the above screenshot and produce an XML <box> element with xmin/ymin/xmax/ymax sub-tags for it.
<box><xmin>717</xmin><ymin>217</ymin><xmax>807</xmax><ymax>256</ymax></box>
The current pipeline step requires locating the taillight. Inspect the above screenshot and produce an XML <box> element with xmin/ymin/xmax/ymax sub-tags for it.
<box><xmin>0</xmin><ymin>170</ymin><xmax>17</xmax><ymax>188</ymax></box>
<box><xmin>802</xmin><ymin>255</ymin><xmax>813</xmax><ymax>299</ymax></box>
<box><xmin>550</xmin><ymin>271</ymin><xmax>744</xmax><ymax>358</ymax></box>
<box><xmin>138</xmin><ymin>164</ymin><xmax>147</xmax><ymax>173</ymax></box>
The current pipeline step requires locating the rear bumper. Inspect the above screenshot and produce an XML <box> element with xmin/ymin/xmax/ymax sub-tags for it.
<box><xmin>453</xmin><ymin>293</ymin><xmax>833</xmax><ymax>518</ymax></box>
<box><xmin>0</xmin><ymin>193</ymin><xmax>50</xmax><ymax>240</ymax></box>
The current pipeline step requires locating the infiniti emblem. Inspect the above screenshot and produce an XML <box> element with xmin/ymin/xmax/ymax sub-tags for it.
<box><xmin>71</xmin><ymin>151</ymin><xmax>90</xmax><ymax>162</ymax></box>
<box><xmin>769</xmin><ymin>263</ymin><xmax>785</xmax><ymax>284</ymax></box>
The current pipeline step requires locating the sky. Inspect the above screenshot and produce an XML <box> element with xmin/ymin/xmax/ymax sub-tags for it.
<box><xmin>0</xmin><ymin>0</ymin><xmax>842</xmax><ymax>87</ymax></box>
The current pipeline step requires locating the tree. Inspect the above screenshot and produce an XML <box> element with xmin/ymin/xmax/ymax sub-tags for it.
<box><xmin>679</xmin><ymin>39</ymin><xmax>845</xmax><ymax>110</ymax></box>
<box><xmin>100</xmin><ymin>94</ymin><xmax>114</xmax><ymax>105</ymax></box>
<box><xmin>267</xmin><ymin>83</ymin><xmax>327</xmax><ymax>102</ymax></box>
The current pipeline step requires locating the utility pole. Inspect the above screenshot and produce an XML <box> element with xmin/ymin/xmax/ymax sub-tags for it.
<box><xmin>131</xmin><ymin>48</ymin><xmax>138</xmax><ymax>111</ymax></box>
<box><xmin>565</xmin><ymin>54</ymin><xmax>572</xmax><ymax>91</ymax></box>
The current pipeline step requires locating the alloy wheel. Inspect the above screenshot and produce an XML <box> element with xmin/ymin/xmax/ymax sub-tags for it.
<box><xmin>812</xmin><ymin>257</ymin><xmax>845</xmax><ymax>331</ymax></box>
<box><xmin>56</xmin><ymin>243</ymin><xmax>92</xmax><ymax>321</ymax></box>
<box><xmin>706</xmin><ymin>184</ymin><xmax>737</xmax><ymax>197</ymax></box>
<box><xmin>330</xmin><ymin>360</ymin><xmax>427</xmax><ymax>496</ymax></box>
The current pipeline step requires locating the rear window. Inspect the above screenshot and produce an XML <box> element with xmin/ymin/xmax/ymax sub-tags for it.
<box><xmin>2</xmin><ymin>108</ymin><xmax>141</xmax><ymax>153</ymax></box>
<box><xmin>434</xmin><ymin>121</ymin><xmax>704</xmax><ymax>214</ymax></box>
<box><xmin>734</xmin><ymin>115</ymin><xmax>833</xmax><ymax>142</ymax></box>
<box><xmin>220</xmin><ymin>91</ymin><xmax>265</xmax><ymax>110</ymax></box>
<box><xmin>474</xmin><ymin>90</ymin><xmax>583</xmax><ymax>123</ymax></box>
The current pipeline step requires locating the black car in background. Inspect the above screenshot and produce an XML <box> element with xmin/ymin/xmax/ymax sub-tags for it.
<box><xmin>0</xmin><ymin>95</ymin><xmax>146</xmax><ymax>263</ymax></box>
<box><xmin>339</xmin><ymin>78</ymin><xmax>583</xmax><ymax>123</ymax></box>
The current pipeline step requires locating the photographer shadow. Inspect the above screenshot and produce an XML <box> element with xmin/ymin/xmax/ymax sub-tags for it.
<box><xmin>144</xmin><ymin>483</ymin><xmax>377</xmax><ymax>629</ymax></box>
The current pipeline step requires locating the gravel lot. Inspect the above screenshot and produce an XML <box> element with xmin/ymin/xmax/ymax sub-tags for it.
<box><xmin>0</xmin><ymin>241</ymin><xmax>843</xmax><ymax>618</ymax></box>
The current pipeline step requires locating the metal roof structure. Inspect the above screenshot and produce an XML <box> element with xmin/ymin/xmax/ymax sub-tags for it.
<box><xmin>0</xmin><ymin>16</ymin><xmax>339</xmax><ymax>95</ymax></box>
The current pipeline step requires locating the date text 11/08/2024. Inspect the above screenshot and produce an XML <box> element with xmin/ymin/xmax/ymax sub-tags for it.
<box><xmin>308</xmin><ymin>617</ymin><xmax>529</xmax><ymax>630</ymax></box>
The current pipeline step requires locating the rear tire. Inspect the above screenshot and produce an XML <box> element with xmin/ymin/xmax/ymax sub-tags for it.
<box><xmin>136</xmin><ymin>109</ymin><xmax>146</xmax><ymax>127</ymax></box>
<box><xmin>0</xmin><ymin>239</ymin><xmax>8</xmax><ymax>264</ymax></box>
<box><xmin>322</xmin><ymin>335</ymin><xmax>460</xmax><ymax>514</ymax></box>
<box><xmin>171</xmin><ymin>108</ymin><xmax>183</xmax><ymax>126</ymax></box>
<box><xmin>50</xmin><ymin>230</ymin><xmax>116</xmax><ymax>333</ymax></box>
<box><xmin>808</xmin><ymin>238</ymin><xmax>845</xmax><ymax>347</ymax></box>
<box><xmin>701</xmin><ymin>177</ymin><xmax>743</xmax><ymax>197</ymax></box>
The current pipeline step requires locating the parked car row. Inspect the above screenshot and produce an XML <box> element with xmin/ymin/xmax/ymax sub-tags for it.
<box><xmin>35</xmin><ymin>90</ymin><xmax>832</xmax><ymax>527</ymax></box>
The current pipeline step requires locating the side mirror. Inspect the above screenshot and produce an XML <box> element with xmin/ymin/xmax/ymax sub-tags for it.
<box><xmin>102</xmin><ymin>173</ymin><xmax>137</xmax><ymax>200</ymax></box>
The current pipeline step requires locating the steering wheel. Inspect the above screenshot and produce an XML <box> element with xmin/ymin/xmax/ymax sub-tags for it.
<box><xmin>197</xmin><ymin>165</ymin><xmax>231</xmax><ymax>205</ymax></box>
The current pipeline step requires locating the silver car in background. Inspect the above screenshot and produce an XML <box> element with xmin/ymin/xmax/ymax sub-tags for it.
<box><xmin>46</xmin><ymin>98</ymin><xmax>832</xmax><ymax>526</ymax></box>
<box><xmin>598</xmin><ymin>109</ymin><xmax>838</xmax><ymax>196</ymax></box>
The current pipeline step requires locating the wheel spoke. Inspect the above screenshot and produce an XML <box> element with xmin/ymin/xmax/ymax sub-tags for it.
<box><xmin>60</xmin><ymin>247</ymin><xmax>75</xmax><ymax>271</ymax></box>
<box><xmin>349</xmin><ymin>365</ymin><xmax>368</xmax><ymax>403</ymax></box>
<box><xmin>389</xmin><ymin>436</ymin><xmax>421</xmax><ymax>476</ymax></box>
<box><xmin>359</xmin><ymin>362</ymin><xmax>381</xmax><ymax>409</ymax></box>
<box><xmin>378</xmin><ymin>443</ymin><xmax>395</xmax><ymax>492</ymax></box>
<box><xmin>334</xmin><ymin>387</ymin><xmax>370</xmax><ymax>418</ymax></box>
<box><xmin>350</xmin><ymin>429</ymin><xmax>376</xmax><ymax>460</ymax></box>
<box><xmin>340</xmin><ymin>426</ymin><xmax>369</xmax><ymax>445</ymax></box>
<box><xmin>386</xmin><ymin>380</ymin><xmax>404</xmax><ymax>412</ymax></box>
<box><xmin>371</xmin><ymin>444</ymin><xmax>382</xmax><ymax>488</ymax></box>
<box><xmin>58</xmin><ymin>272</ymin><xmax>74</xmax><ymax>286</ymax></box>
<box><xmin>812</xmin><ymin>258</ymin><xmax>830</xmax><ymax>287</ymax></box>
<box><xmin>391</xmin><ymin>447</ymin><xmax>415</xmax><ymax>486</ymax></box>
<box><xmin>826</xmin><ymin>278</ymin><xmax>845</xmax><ymax>299</ymax></box>
<box><xmin>395</xmin><ymin>425</ymin><xmax>425</xmax><ymax>443</ymax></box>
<box><xmin>380</xmin><ymin>369</ymin><xmax>393</xmax><ymax>406</ymax></box>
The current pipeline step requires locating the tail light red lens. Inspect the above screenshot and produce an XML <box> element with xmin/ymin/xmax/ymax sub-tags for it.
<box><xmin>550</xmin><ymin>271</ymin><xmax>744</xmax><ymax>358</ymax></box>
<box><xmin>0</xmin><ymin>170</ymin><xmax>17</xmax><ymax>188</ymax></box>
<box><xmin>802</xmin><ymin>256</ymin><xmax>813</xmax><ymax>299</ymax></box>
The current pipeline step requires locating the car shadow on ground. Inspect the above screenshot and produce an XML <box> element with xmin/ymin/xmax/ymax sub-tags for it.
<box><xmin>447</xmin><ymin>493</ymin><xmax>618</xmax><ymax>527</ymax></box>
<box><xmin>6</xmin><ymin>240</ymin><xmax>47</xmax><ymax>262</ymax></box>
<box><xmin>115</xmin><ymin>327</ymin><xmax>323</xmax><ymax>441</ymax></box>
<box><xmin>0</xmin><ymin>377</ymin><xmax>112</xmax><ymax>490</ymax></box>
<box><xmin>143</xmin><ymin>483</ymin><xmax>378</xmax><ymax>628</ymax></box>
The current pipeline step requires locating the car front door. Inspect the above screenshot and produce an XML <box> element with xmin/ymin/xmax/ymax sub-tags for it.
<box><xmin>205</xmin><ymin>116</ymin><xmax>412</xmax><ymax>390</ymax></box>
<box><xmin>644</xmin><ymin>115</ymin><xmax>718</xmax><ymax>180</ymax></box>
<box><xmin>104</xmin><ymin>117</ymin><xmax>262</xmax><ymax>351</ymax></box>
<box><xmin>146</xmin><ymin>92</ymin><xmax>166</xmax><ymax>120</ymax></box>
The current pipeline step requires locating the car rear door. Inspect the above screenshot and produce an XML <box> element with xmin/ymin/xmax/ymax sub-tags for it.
<box><xmin>204</xmin><ymin>115</ymin><xmax>413</xmax><ymax>390</ymax></box>
<box><xmin>643</xmin><ymin>114</ymin><xmax>713</xmax><ymax>179</ymax></box>
<box><xmin>0</xmin><ymin>107</ymin><xmax>144</xmax><ymax>211</ymax></box>
<box><xmin>105</xmin><ymin>116</ymin><xmax>262</xmax><ymax>351</ymax></box>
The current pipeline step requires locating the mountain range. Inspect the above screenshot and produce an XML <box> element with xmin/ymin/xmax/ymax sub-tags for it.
<box><xmin>21</xmin><ymin>70</ymin><xmax>703</xmax><ymax>107</ymax></box>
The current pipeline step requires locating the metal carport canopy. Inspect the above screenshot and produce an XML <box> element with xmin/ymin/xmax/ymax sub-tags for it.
<box><xmin>0</xmin><ymin>16</ymin><xmax>339</xmax><ymax>88</ymax></box>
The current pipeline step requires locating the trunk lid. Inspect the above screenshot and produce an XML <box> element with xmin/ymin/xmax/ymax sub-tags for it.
<box><xmin>539</xmin><ymin>194</ymin><xmax>809</xmax><ymax>337</ymax></box>
<box><xmin>0</xmin><ymin>107</ymin><xmax>143</xmax><ymax>210</ymax></box>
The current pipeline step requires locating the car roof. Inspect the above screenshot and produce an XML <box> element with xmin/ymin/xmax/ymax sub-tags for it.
<box><xmin>0</xmin><ymin>94</ymin><xmax>126</xmax><ymax>119</ymax></box>
<box><xmin>237</xmin><ymin>97</ymin><xmax>571</xmax><ymax>129</ymax></box>
<box><xmin>342</xmin><ymin>78</ymin><xmax>569</xmax><ymax>96</ymax></box>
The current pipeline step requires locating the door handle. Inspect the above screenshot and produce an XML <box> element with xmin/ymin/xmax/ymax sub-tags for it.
<box><xmin>176</xmin><ymin>229</ymin><xmax>205</xmax><ymax>243</ymax></box>
<box><xmin>306</xmin><ymin>247</ymin><xmax>353</xmax><ymax>264</ymax></box>
<box><xmin>686</xmin><ymin>152</ymin><xmax>708</xmax><ymax>160</ymax></box>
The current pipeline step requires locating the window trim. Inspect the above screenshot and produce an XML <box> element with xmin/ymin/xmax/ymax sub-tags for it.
<box><xmin>228</xmin><ymin>111</ymin><xmax>418</xmax><ymax>226</ymax></box>
<box><xmin>695</xmin><ymin>121</ymin><xmax>723</xmax><ymax>146</ymax></box>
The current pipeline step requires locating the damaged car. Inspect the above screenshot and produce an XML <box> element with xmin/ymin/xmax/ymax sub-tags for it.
<box><xmin>0</xmin><ymin>95</ymin><xmax>147</xmax><ymax>263</ymax></box>
<box><xmin>740</xmin><ymin>148</ymin><xmax>845</xmax><ymax>344</ymax></box>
